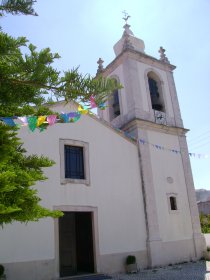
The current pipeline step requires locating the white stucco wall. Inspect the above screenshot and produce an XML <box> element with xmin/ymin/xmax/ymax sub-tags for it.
<box><xmin>0</xmin><ymin>109</ymin><xmax>147</xmax><ymax>263</ymax></box>
<box><xmin>204</xmin><ymin>234</ymin><xmax>210</xmax><ymax>247</ymax></box>
<box><xmin>0</xmin><ymin>219</ymin><xmax>54</xmax><ymax>262</ymax></box>
<box><xmin>147</xmin><ymin>130</ymin><xmax>193</xmax><ymax>241</ymax></box>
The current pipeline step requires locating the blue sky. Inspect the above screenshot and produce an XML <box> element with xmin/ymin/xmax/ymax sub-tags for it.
<box><xmin>1</xmin><ymin>0</ymin><xmax>210</xmax><ymax>189</ymax></box>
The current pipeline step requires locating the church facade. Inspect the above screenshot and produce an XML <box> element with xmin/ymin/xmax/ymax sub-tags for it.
<box><xmin>0</xmin><ymin>23</ymin><xmax>204</xmax><ymax>280</ymax></box>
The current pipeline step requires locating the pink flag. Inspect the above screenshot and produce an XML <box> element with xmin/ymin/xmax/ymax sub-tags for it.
<box><xmin>47</xmin><ymin>115</ymin><xmax>57</xmax><ymax>126</ymax></box>
<box><xmin>90</xmin><ymin>95</ymin><xmax>97</xmax><ymax>109</ymax></box>
<box><xmin>18</xmin><ymin>116</ymin><xmax>28</xmax><ymax>126</ymax></box>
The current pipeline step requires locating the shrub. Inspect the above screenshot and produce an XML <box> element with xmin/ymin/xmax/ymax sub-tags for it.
<box><xmin>0</xmin><ymin>265</ymin><xmax>4</xmax><ymax>277</ymax></box>
<box><xmin>200</xmin><ymin>213</ymin><xmax>210</xmax><ymax>233</ymax></box>
<box><xmin>126</xmin><ymin>255</ymin><xmax>136</xmax><ymax>265</ymax></box>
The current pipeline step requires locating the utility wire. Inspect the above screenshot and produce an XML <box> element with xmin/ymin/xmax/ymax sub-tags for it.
<box><xmin>188</xmin><ymin>130</ymin><xmax>210</xmax><ymax>144</ymax></box>
<box><xmin>189</xmin><ymin>140</ymin><xmax>210</xmax><ymax>151</ymax></box>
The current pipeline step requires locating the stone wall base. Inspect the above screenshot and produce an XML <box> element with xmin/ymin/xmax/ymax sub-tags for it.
<box><xmin>2</xmin><ymin>251</ymin><xmax>148</xmax><ymax>280</ymax></box>
<box><xmin>99</xmin><ymin>250</ymin><xmax>148</xmax><ymax>273</ymax></box>
<box><xmin>2</xmin><ymin>238</ymin><xmax>204</xmax><ymax>280</ymax></box>
<box><xmin>3</xmin><ymin>259</ymin><xmax>55</xmax><ymax>280</ymax></box>
<box><xmin>149</xmin><ymin>237</ymin><xmax>204</xmax><ymax>267</ymax></box>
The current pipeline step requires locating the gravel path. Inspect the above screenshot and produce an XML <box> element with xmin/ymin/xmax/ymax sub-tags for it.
<box><xmin>111</xmin><ymin>261</ymin><xmax>207</xmax><ymax>280</ymax></box>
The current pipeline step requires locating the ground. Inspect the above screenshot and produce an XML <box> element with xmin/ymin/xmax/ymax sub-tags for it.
<box><xmin>111</xmin><ymin>261</ymin><xmax>207</xmax><ymax>280</ymax></box>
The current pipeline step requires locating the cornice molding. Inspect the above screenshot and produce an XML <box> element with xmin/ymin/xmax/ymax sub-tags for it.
<box><xmin>121</xmin><ymin>118</ymin><xmax>189</xmax><ymax>136</ymax></box>
<box><xmin>101</xmin><ymin>49</ymin><xmax>176</xmax><ymax>77</ymax></box>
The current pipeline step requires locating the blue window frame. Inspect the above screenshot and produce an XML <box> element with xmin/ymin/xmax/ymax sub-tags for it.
<box><xmin>64</xmin><ymin>145</ymin><xmax>85</xmax><ymax>179</ymax></box>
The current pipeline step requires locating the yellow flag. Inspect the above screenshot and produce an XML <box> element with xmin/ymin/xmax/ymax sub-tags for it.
<box><xmin>37</xmin><ymin>116</ymin><xmax>46</xmax><ymax>127</ymax></box>
<box><xmin>78</xmin><ymin>105</ymin><xmax>88</xmax><ymax>115</ymax></box>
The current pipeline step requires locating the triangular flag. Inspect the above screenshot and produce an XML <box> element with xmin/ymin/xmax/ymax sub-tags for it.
<box><xmin>27</xmin><ymin>116</ymin><xmax>38</xmax><ymax>132</ymax></box>
<box><xmin>78</xmin><ymin>105</ymin><xmax>88</xmax><ymax>115</ymax></box>
<box><xmin>60</xmin><ymin>113</ymin><xmax>69</xmax><ymax>123</ymax></box>
<box><xmin>37</xmin><ymin>116</ymin><xmax>46</xmax><ymax>127</ymax></box>
<box><xmin>98</xmin><ymin>103</ymin><xmax>106</xmax><ymax>110</ymax></box>
<box><xmin>0</xmin><ymin>117</ymin><xmax>16</xmax><ymax>127</ymax></box>
<box><xmin>68</xmin><ymin>112</ymin><xmax>76</xmax><ymax>118</ymax></box>
<box><xmin>38</xmin><ymin>123</ymin><xmax>48</xmax><ymax>132</ymax></box>
<box><xmin>47</xmin><ymin>115</ymin><xmax>57</xmax><ymax>125</ymax></box>
<box><xmin>18</xmin><ymin>116</ymin><xmax>28</xmax><ymax>126</ymax></box>
<box><xmin>74</xmin><ymin>114</ymin><xmax>81</xmax><ymax>122</ymax></box>
<box><xmin>90</xmin><ymin>95</ymin><xmax>97</xmax><ymax>109</ymax></box>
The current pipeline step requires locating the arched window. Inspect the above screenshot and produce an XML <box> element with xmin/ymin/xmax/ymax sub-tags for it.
<box><xmin>109</xmin><ymin>78</ymin><xmax>121</xmax><ymax>120</ymax></box>
<box><xmin>113</xmin><ymin>88</ymin><xmax>120</xmax><ymax>117</ymax></box>
<box><xmin>147</xmin><ymin>72</ymin><xmax>164</xmax><ymax>112</ymax></box>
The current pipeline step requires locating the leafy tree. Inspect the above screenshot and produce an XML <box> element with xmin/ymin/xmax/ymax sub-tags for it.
<box><xmin>0</xmin><ymin>124</ymin><xmax>63</xmax><ymax>224</ymax></box>
<box><xmin>0</xmin><ymin>0</ymin><xmax>38</xmax><ymax>16</ymax></box>
<box><xmin>0</xmin><ymin>1</ymin><xmax>119</xmax><ymax>226</ymax></box>
<box><xmin>200</xmin><ymin>213</ymin><xmax>210</xmax><ymax>233</ymax></box>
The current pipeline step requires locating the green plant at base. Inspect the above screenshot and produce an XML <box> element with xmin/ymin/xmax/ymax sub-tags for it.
<box><xmin>126</xmin><ymin>255</ymin><xmax>136</xmax><ymax>265</ymax></box>
<box><xmin>0</xmin><ymin>264</ymin><xmax>4</xmax><ymax>277</ymax></box>
<box><xmin>200</xmin><ymin>213</ymin><xmax>210</xmax><ymax>233</ymax></box>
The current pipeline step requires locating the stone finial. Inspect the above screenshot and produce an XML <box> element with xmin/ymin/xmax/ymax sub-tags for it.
<box><xmin>113</xmin><ymin>13</ymin><xmax>145</xmax><ymax>56</ymax></box>
<box><xmin>123</xmin><ymin>32</ymin><xmax>134</xmax><ymax>51</ymax></box>
<box><xmin>122</xmin><ymin>23</ymin><xmax>134</xmax><ymax>37</ymax></box>
<box><xmin>96</xmin><ymin>58</ymin><xmax>104</xmax><ymax>75</ymax></box>
<box><xmin>159</xmin><ymin>46</ymin><xmax>170</xmax><ymax>63</ymax></box>
<box><xmin>122</xmin><ymin>12</ymin><xmax>134</xmax><ymax>51</ymax></box>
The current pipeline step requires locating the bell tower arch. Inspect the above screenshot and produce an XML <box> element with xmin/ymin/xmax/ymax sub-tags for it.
<box><xmin>147</xmin><ymin>70</ymin><xmax>165</xmax><ymax>112</ymax></box>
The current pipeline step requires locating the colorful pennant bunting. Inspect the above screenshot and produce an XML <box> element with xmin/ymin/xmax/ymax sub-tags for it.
<box><xmin>0</xmin><ymin>95</ymin><xmax>209</xmax><ymax>160</ymax></box>
<box><xmin>138</xmin><ymin>138</ymin><xmax>208</xmax><ymax>159</ymax></box>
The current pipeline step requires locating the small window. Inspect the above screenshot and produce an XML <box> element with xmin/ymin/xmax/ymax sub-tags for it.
<box><xmin>65</xmin><ymin>145</ymin><xmax>84</xmax><ymax>179</ymax></box>
<box><xmin>169</xmin><ymin>196</ymin><xmax>177</xmax><ymax>210</ymax></box>
<box><xmin>60</xmin><ymin>139</ymin><xmax>90</xmax><ymax>185</ymax></box>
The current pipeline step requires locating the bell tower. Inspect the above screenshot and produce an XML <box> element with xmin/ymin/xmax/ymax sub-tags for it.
<box><xmin>98</xmin><ymin>18</ymin><xmax>204</xmax><ymax>267</ymax></box>
<box><xmin>98</xmin><ymin>20</ymin><xmax>183</xmax><ymax>133</ymax></box>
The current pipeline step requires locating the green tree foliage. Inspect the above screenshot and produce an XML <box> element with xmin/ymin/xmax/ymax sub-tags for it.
<box><xmin>200</xmin><ymin>213</ymin><xmax>210</xmax><ymax>233</ymax></box>
<box><xmin>0</xmin><ymin>1</ymin><xmax>119</xmax><ymax>226</ymax></box>
<box><xmin>0</xmin><ymin>32</ymin><xmax>117</xmax><ymax>115</ymax></box>
<box><xmin>0</xmin><ymin>0</ymin><xmax>38</xmax><ymax>16</ymax></box>
<box><xmin>0</xmin><ymin>125</ymin><xmax>62</xmax><ymax>224</ymax></box>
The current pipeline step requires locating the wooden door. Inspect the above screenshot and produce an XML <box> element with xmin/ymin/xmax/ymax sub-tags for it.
<box><xmin>59</xmin><ymin>212</ymin><xmax>77</xmax><ymax>277</ymax></box>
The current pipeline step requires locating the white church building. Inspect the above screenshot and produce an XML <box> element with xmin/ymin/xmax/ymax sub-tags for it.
<box><xmin>0</xmin><ymin>23</ymin><xmax>205</xmax><ymax>280</ymax></box>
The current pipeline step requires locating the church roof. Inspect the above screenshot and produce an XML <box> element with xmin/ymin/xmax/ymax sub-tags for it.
<box><xmin>47</xmin><ymin>100</ymin><xmax>137</xmax><ymax>145</ymax></box>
